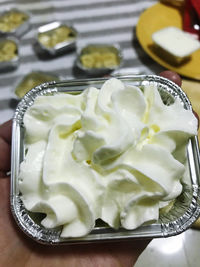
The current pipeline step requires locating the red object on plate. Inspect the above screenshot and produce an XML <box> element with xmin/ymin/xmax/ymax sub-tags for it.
<box><xmin>183</xmin><ymin>0</ymin><xmax>200</xmax><ymax>39</ymax></box>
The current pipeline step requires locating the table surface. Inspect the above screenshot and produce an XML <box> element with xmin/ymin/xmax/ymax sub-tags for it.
<box><xmin>1</xmin><ymin>1</ymin><xmax>200</xmax><ymax>267</ymax></box>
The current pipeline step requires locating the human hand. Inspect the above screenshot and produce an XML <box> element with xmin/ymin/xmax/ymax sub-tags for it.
<box><xmin>0</xmin><ymin>71</ymin><xmax>196</xmax><ymax>267</ymax></box>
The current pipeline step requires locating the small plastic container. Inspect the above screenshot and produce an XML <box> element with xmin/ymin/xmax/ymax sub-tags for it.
<box><xmin>0</xmin><ymin>37</ymin><xmax>19</xmax><ymax>71</ymax></box>
<box><xmin>11</xmin><ymin>75</ymin><xmax>200</xmax><ymax>244</ymax></box>
<box><xmin>0</xmin><ymin>8</ymin><xmax>31</xmax><ymax>38</ymax></box>
<box><xmin>76</xmin><ymin>43</ymin><xmax>123</xmax><ymax>76</ymax></box>
<box><xmin>36</xmin><ymin>21</ymin><xmax>77</xmax><ymax>56</ymax></box>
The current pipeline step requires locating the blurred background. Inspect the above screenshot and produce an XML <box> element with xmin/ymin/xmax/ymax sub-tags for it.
<box><xmin>0</xmin><ymin>0</ymin><xmax>162</xmax><ymax>123</ymax></box>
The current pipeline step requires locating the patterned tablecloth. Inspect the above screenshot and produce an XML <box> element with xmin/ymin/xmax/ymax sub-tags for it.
<box><xmin>0</xmin><ymin>0</ymin><xmax>163</xmax><ymax>124</ymax></box>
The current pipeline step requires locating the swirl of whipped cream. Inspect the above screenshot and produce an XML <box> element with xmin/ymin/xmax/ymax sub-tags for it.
<box><xmin>19</xmin><ymin>93</ymin><xmax>104</xmax><ymax>237</ymax></box>
<box><xmin>19</xmin><ymin>78</ymin><xmax>197</xmax><ymax>237</ymax></box>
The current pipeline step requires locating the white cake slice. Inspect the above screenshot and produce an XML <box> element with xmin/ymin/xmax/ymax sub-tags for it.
<box><xmin>152</xmin><ymin>26</ymin><xmax>200</xmax><ymax>60</ymax></box>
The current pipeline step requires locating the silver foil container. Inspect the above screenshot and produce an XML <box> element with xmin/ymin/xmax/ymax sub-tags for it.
<box><xmin>0</xmin><ymin>8</ymin><xmax>31</xmax><ymax>38</ymax></box>
<box><xmin>0</xmin><ymin>36</ymin><xmax>19</xmax><ymax>71</ymax></box>
<box><xmin>36</xmin><ymin>21</ymin><xmax>77</xmax><ymax>56</ymax></box>
<box><xmin>13</xmin><ymin>70</ymin><xmax>60</xmax><ymax>99</ymax></box>
<box><xmin>76</xmin><ymin>43</ymin><xmax>123</xmax><ymax>76</ymax></box>
<box><xmin>11</xmin><ymin>75</ymin><xmax>200</xmax><ymax>244</ymax></box>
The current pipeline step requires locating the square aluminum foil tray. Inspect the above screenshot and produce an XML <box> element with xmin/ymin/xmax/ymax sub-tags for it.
<box><xmin>0</xmin><ymin>37</ymin><xmax>19</xmax><ymax>71</ymax></box>
<box><xmin>0</xmin><ymin>8</ymin><xmax>31</xmax><ymax>38</ymax></box>
<box><xmin>36</xmin><ymin>21</ymin><xmax>77</xmax><ymax>56</ymax></box>
<box><xmin>11</xmin><ymin>75</ymin><xmax>200</xmax><ymax>244</ymax></box>
<box><xmin>76</xmin><ymin>43</ymin><xmax>123</xmax><ymax>76</ymax></box>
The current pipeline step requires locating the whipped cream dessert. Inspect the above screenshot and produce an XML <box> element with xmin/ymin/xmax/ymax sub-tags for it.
<box><xmin>19</xmin><ymin>78</ymin><xmax>198</xmax><ymax>237</ymax></box>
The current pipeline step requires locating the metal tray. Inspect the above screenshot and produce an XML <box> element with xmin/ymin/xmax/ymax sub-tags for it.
<box><xmin>35</xmin><ymin>21</ymin><xmax>77</xmax><ymax>56</ymax></box>
<box><xmin>0</xmin><ymin>36</ymin><xmax>19</xmax><ymax>71</ymax></box>
<box><xmin>14</xmin><ymin>70</ymin><xmax>60</xmax><ymax>99</ymax></box>
<box><xmin>76</xmin><ymin>43</ymin><xmax>123</xmax><ymax>76</ymax></box>
<box><xmin>11</xmin><ymin>75</ymin><xmax>200</xmax><ymax>244</ymax></box>
<box><xmin>0</xmin><ymin>8</ymin><xmax>31</xmax><ymax>38</ymax></box>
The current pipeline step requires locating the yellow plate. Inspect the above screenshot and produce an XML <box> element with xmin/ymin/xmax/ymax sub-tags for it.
<box><xmin>136</xmin><ymin>3</ymin><xmax>200</xmax><ymax>80</ymax></box>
